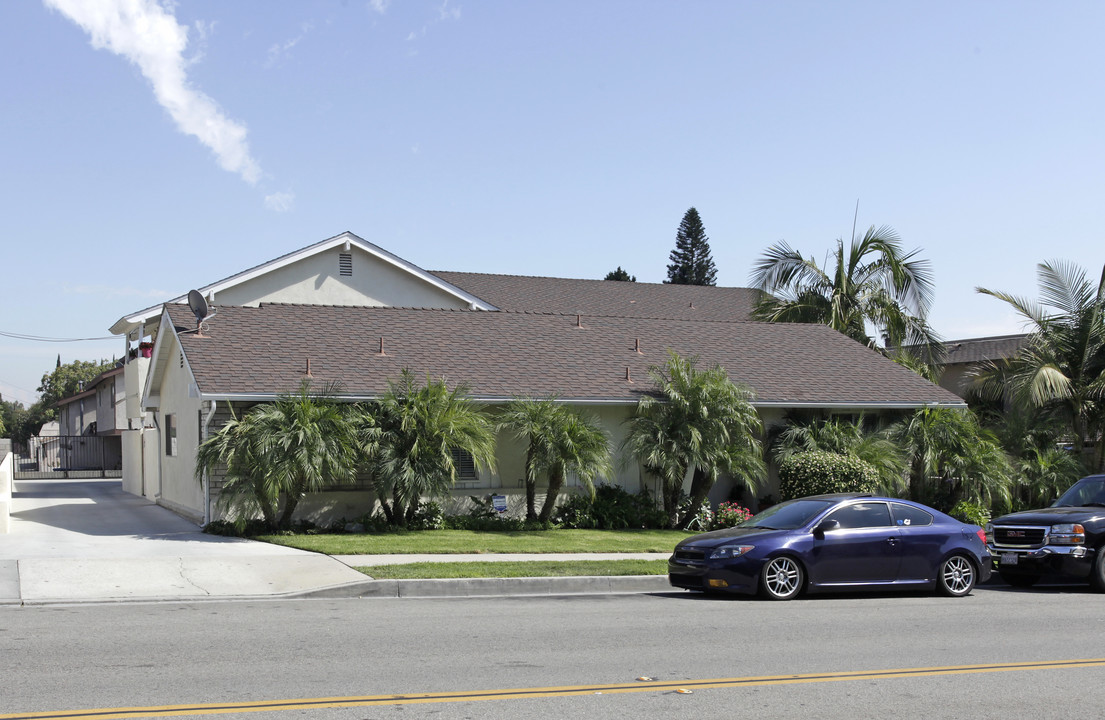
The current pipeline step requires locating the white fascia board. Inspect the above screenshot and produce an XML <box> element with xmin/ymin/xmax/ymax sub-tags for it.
<box><xmin>195</xmin><ymin>231</ymin><xmax>499</xmax><ymax>309</ymax></box>
<box><xmin>195</xmin><ymin>394</ymin><xmax>964</xmax><ymax>410</ymax></box>
<box><xmin>750</xmin><ymin>400</ymin><xmax>968</xmax><ymax>410</ymax></box>
<box><xmin>108</xmin><ymin>232</ymin><xmax>498</xmax><ymax>336</ymax></box>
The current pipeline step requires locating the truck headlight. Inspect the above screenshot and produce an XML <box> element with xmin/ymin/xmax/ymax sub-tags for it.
<box><xmin>984</xmin><ymin>522</ymin><xmax>993</xmax><ymax>544</ymax></box>
<box><xmin>1050</xmin><ymin>523</ymin><xmax>1085</xmax><ymax>545</ymax></box>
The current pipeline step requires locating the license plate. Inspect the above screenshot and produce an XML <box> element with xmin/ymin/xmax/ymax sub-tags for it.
<box><xmin>1000</xmin><ymin>553</ymin><xmax>1019</xmax><ymax>565</ymax></box>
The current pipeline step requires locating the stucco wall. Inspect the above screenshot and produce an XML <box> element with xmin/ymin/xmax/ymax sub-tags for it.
<box><xmin>166</xmin><ymin>394</ymin><xmax>858</xmax><ymax>527</ymax></box>
<box><xmin>0</xmin><ymin>439</ymin><xmax>12</xmax><ymax>534</ymax></box>
<box><xmin>210</xmin><ymin>247</ymin><xmax>469</xmax><ymax>310</ymax></box>
<box><xmin>155</xmin><ymin>334</ymin><xmax>204</xmax><ymax>520</ymax></box>
<box><xmin>124</xmin><ymin>357</ymin><xmax>150</xmax><ymax>421</ymax></box>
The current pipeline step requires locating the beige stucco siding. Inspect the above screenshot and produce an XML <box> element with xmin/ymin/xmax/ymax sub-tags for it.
<box><xmin>209</xmin><ymin>247</ymin><xmax>470</xmax><ymax>310</ymax></box>
<box><xmin>154</xmin><ymin>334</ymin><xmax>204</xmax><ymax>521</ymax></box>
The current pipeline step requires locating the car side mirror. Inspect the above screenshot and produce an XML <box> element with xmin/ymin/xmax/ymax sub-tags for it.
<box><xmin>814</xmin><ymin>519</ymin><xmax>840</xmax><ymax>536</ymax></box>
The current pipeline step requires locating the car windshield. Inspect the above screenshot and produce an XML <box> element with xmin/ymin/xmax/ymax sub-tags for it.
<box><xmin>740</xmin><ymin>498</ymin><xmax>836</xmax><ymax>530</ymax></box>
<box><xmin>1053</xmin><ymin>477</ymin><xmax>1105</xmax><ymax>507</ymax></box>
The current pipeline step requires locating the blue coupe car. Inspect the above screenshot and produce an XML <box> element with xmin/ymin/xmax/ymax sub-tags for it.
<box><xmin>669</xmin><ymin>493</ymin><xmax>992</xmax><ymax>600</ymax></box>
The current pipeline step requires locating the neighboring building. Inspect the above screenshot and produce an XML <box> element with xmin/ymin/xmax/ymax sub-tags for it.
<box><xmin>936</xmin><ymin>334</ymin><xmax>1028</xmax><ymax>399</ymax></box>
<box><xmin>50</xmin><ymin>365</ymin><xmax>125</xmax><ymax>472</ymax></box>
<box><xmin>108</xmin><ymin>231</ymin><xmax>966</xmax><ymax>525</ymax></box>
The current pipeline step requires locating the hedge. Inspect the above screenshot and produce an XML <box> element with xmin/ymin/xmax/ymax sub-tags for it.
<box><xmin>778</xmin><ymin>450</ymin><xmax>878</xmax><ymax>500</ymax></box>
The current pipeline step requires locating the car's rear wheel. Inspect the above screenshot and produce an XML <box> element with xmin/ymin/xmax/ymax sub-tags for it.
<box><xmin>999</xmin><ymin>570</ymin><xmax>1040</xmax><ymax>588</ymax></box>
<box><xmin>937</xmin><ymin>555</ymin><xmax>976</xmax><ymax>597</ymax></box>
<box><xmin>759</xmin><ymin>556</ymin><xmax>804</xmax><ymax>600</ymax></box>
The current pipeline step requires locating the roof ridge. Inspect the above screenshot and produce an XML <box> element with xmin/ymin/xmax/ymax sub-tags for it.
<box><xmin>194</xmin><ymin>302</ymin><xmax>820</xmax><ymax>327</ymax></box>
<box><xmin>432</xmin><ymin>269</ymin><xmax>754</xmax><ymax>291</ymax></box>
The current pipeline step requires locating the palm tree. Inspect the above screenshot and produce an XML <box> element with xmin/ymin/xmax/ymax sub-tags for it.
<box><xmin>978</xmin><ymin>403</ymin><xmax>1082</xmax><ymax>510</ymax></box>
<box><xmin>750</xmin><ymin>223</ymin><xmax>940</xmax><ymax>352</ymax></box>
<box><xmin>497</xmin><ymin>397</ymin><xmax>612</xmax><ymax>522</ymax></box>
<box><xmin>367</xmin><ymin>371</ymin><xmax>496</xmax><ymax>528</ymax></box>
<box><xmin>770</xmin><ymin>415</ymin><xmax>908</xmax><ymax>496</ymax></box>
<box><xmin>622</xmin><ymin>351</ymin><xmax>765</xmax><ymax>529</ymax></box>
<box><xmin>974</xmin><ymin>260</ymin><xmax>1105</xmax><ymax>469</ymax></box>
<box><xmin>195</xmin><ymin>382</ymin><xmax>358</xmax><ymax>531</ymax></box>
<box><xmin>533</xmin><ymin>409</ymin><xmax>612</xmax><ymax>523</ymax></box>
<box><xmin>889</xmin><ymin>407</ymin><xmax>1013</xmax><ymax>511</ymax></box>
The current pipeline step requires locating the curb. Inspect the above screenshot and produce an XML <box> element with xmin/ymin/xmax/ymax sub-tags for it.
<box><xmin>297</xmin><ymin>575</ymin><xmax>673</xmax><ymax>599</ymax></box>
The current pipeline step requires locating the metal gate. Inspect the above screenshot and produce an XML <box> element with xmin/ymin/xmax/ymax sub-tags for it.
<box><xmin>13</xmin><ymin>435</ymin><xmax>123</xmax><ymax>479</ymax></box>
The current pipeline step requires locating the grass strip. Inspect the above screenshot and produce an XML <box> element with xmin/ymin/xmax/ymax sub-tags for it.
<box><xmin>355</xmin><ymin>559</ymin><xmax>669</xmax><ymax>579</ymax></box>
<box><xmin>256</xmin><ymin>529</ymin><xmax>689</xmax><ymax>555</ymax></box>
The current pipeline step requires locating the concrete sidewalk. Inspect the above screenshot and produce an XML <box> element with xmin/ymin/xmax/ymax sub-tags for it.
<box><xmin>1</xmin><ymin>478</ymin><xmax>382</xmax><ymax>605</ymax></box>
<box><xmin>0</xmin><ymin>478</ymin><xmax>672</xmax><ymax>605</ymax></box>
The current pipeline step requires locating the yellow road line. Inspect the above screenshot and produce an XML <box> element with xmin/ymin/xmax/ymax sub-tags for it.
<box><xmin>5</xmin><ymin>658</ymin><xmax>1105</xmax><ymax>720</ymax></box>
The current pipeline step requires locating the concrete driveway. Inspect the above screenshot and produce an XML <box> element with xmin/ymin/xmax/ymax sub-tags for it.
<box><xmin>0</xmin><ymin>478</ymin><xmax>371</xmax><ymax>605</ymax></box>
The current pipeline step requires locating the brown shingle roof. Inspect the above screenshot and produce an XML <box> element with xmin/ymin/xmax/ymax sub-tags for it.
<box><xmin>166</xmin><ymin>304</ymin><xmax>963</xmax><ymax>407</ymax></box>
<box><xmin>431</xmin><ymin>271</ymin><xmax>760</xmax><ymax>321</ymax></box>
<box><xmin>943</xmin><ymin>335</ymin><xmax>1028</xmax><ymax>365</ymax></box>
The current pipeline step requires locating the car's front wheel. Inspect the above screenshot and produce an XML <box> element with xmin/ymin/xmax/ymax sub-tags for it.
<box><xmin>1090</xmin><ymin>546</ymin><xmax>1105</xmax><ymax>592</ymax></box>
<box><xmin>937</xmin><ymin>555</ymin><xmax>976</xmax><ymax>597</ymax></box>
<box><xmin>759</xmin><ymin>556</ymin><xmax>804</xmax><ymax>600</ymax></box>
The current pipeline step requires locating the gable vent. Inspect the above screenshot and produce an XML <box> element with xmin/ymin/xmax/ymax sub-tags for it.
<box><xmin>339</xmin><ymin>253</ymin><xmax>353</xmax><ymax>277</ymax></box>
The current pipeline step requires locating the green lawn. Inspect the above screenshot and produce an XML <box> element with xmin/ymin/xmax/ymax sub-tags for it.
<box><xmin>256</xmin><ymin>529</ymin><xmax>689</xmax><ymax>555</ymax></box>
<box><xmin>355</xmin><ymin>559</ymin><xmax>669</xmax><ymax>579</ymax></box>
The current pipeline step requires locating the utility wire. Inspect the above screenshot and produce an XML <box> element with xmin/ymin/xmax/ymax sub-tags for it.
<box><xmin>0</xmin><ymin>330</ymin><xmax>117</xmax><ymax>342</ymax></box>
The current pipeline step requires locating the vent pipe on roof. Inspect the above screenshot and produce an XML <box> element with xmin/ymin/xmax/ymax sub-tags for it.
<box><xmin>634</xmin><ymin>338</ymin><xmax>643</xmax><ymax>354</ymax></box>
<box><xmin>689</xmin><ymin>302</ymin><xmax>695</xmax><ymax>308</ymax></box>
<box><xmin>377</xmin><ymin>337</ymin><xmax>387</xmax><ymax>356</ymax></box>
<box><xmin>305</xmin><ymin>358</ymin><xmax>313</xmax><ymax>377</ymax></box>
<box><xmin>625</xmin><ymin>367</ymin><xmax>633</xmax><ymax>383</ymax></box>
<box><xmin>576</xmin><ymin>314</ymin><xmax>584</xmax><ymax>328</ymax></box>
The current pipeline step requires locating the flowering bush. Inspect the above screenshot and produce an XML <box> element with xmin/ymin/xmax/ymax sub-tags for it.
<box><xmin>711</xmin><ymin>502</ymin><xmax>753</xmax><ymax>529</ymax></box>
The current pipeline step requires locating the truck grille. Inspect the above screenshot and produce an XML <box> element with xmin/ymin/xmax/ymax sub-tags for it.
<box><xmin>992</xmin><ymin>525</ymin><xmax>1047</xmax><ymax>548</ymax></box>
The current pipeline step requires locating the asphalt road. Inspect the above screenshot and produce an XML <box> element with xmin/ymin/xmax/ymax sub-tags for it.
<box><xmin>3</xmin><ymin>583</ymin><xmax>1104</xmax><ymax>720</ymax></box>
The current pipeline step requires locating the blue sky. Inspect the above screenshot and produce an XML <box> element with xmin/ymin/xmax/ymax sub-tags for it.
<box><xmin>2</xmin><ymin>1</ymin><xmax>1103</xmax><ymax>406</ymax></box>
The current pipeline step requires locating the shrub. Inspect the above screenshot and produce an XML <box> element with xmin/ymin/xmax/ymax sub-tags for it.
<box><xmin>676</xmin><ymin>498</ymin><xmax>715</xmax><ymax>531</ymax></box>
<box><xmin>441</xmin><ymin>496</ymin><xmax>545</xmax><ymax>531</ymax></box>
<box><xmin>711</xmin><ymin>501</ymin><xmax>753</xmax><ymax>529</ymax></box>
<box><xmin>554</xmin><ymin>485</ymin><xmax>667</xmax><ymax>529</ymax></box>
<box><xmin>948</xmin><ymin>500</ymin><xmax>991</xmax><ymax>527</ymax></box>
<box><xmin>409</xmin><ymin>501</ymin><xmax>445</xmax><ymax>530</ymax></box>
<box><xmin>778</xmin><ymin>451</ymin><xmax>878</xmax><ymax>501</ymax></box>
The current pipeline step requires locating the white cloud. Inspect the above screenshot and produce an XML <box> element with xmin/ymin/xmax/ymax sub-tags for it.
<box><xmin>265</xmin><ymin>21</ymin><xmax>314</xmax><ymax>69</ymax></box>
<box><xmin>368</xmin><ymin>0</ymin><xmax>390</xmax><ymax>15</ymax></box>
<box><xmin>437</xmin><ymin>0</ymin><xmax>461</xmax><ymax>22</ymax></box>
<box><xmin>44</xmin><ymin>0</ymin><xmax>262</xmax><ymax>184</ymax></box>
<box><xmin>264</xmin><ymin>192</ymin><xmax>295</xmax><ymax>212</ymax></box>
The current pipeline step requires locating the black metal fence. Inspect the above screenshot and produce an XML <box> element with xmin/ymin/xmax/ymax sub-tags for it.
<box><xmin>13</xmin><ymin>435</ymin><xmax>123</xmax><ymax>479</ymax></box>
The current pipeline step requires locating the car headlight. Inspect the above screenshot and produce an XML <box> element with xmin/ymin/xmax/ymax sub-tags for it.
<box><xmin>1050</xmin><ymin>523</ymin><xmax>1085</xmax><ymax>545</ymax></box>
<box><xmin>984</xmin><ymin>522</ymin><xmax>993</xmax><ymax>544</ymax></box>
<box><xmin>707</xmin><ymin>544</ymin><xmax>755</xmax><ymax>560</ymax></box>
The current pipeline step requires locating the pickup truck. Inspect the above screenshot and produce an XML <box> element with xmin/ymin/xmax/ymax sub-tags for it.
<box><xmin>986</xmin><ymin>474</ymin><xmax>1105</xmax><ymax>589</ymax></box>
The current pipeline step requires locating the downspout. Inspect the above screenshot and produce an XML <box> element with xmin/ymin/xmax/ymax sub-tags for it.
<box><xmin>201</xmin><ymin>399</ymin><xmax>217</xmax><ymax>526</ymax></box>
<box><xmin>152</xmin><ymin>413</ymin><xmax>163</xmax><ymax>500</ymax></box>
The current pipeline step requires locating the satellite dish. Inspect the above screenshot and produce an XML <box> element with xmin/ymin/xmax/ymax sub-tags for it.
<box><xmin>187</xmin><ymin>289</ymin><xmax>209</xmax><ymax>324</ymax></box>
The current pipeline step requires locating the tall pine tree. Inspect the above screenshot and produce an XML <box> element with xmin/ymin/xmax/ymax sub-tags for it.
<box><xmin>664</xmin><ymin>207</ymin><xmax>717</xmax><ymax>285</ymax></box>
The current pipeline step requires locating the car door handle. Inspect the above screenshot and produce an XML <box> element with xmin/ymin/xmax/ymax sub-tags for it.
<box><xmin>885</xmin><ymin>538</ymin><xmax>899</xmax><ymax>545</ymax></box>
